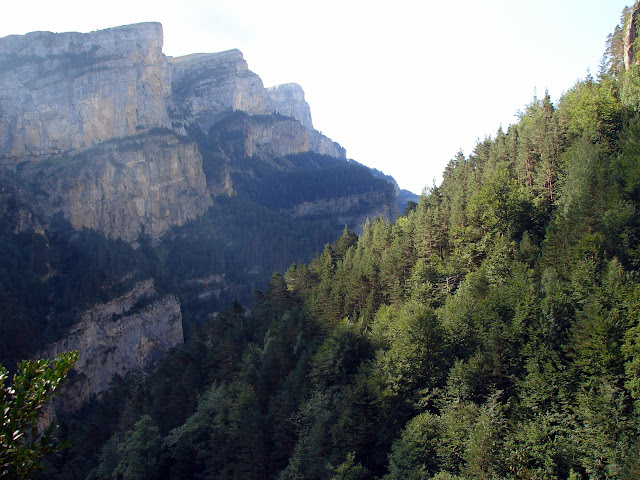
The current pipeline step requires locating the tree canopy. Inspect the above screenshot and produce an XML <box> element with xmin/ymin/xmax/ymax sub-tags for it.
<box><xmin>14</xmin><ymin>5</ymin><xmax>640</xmax><ymax>479</ymax></box>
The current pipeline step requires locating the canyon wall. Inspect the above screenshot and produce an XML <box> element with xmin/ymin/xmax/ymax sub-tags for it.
<box><xmin>44</xmin><ymin>280</ymin><xmax>183</xmax><ymax>412</ymax></box>
<box><xmin>0</xmin><ymin>22</ymin><xmax>363</xmax><ymax>242</ymax></box>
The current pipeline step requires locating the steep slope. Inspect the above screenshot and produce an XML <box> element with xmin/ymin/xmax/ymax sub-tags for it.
<box><xmin>64</xmin><ymin>8</ymin><xmax>640</xmax><ymax>478</ymax></box>
<box><xmin>267</xmin><ymin>83</ymin><xmax>314</xmax><ymax>128</ymax></box>
<box><xmin>0</xmin><ymin>22</ymin><xmax>171</xmax><ymax>160</ymax></box>
<box><xmin>44</xmin><ymin>280</ymin><xmax>183</xmax><ymax>413</ymax></box>
<box><xmin>0</xmin><ymin>22</ymin><xmax>404</xmax><ymax>418</ymax></box>
<box><xmin>0</xmin><ymin>22</ymin><xmax>399</xmax><ymax>244</ymax></box>
<box><xmin>0</xmin><ymin>23</ymin><xmax>213</xmax><ymax>241</ymax></box>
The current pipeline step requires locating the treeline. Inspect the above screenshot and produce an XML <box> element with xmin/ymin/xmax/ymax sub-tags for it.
<box><xmin>42</xmin><ymin>6</ymin><xmax>640</xmax><ymax>480</ymax></box>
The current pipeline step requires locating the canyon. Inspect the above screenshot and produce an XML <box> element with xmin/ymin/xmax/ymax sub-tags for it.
<box><xmin>0</xmin><ymin>21</ymin><xmax>413</xmax><ymax>410</ymax></box>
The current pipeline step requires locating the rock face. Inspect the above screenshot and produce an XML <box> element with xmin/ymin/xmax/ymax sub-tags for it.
<box><xmin>284</xmin><ymin>190</ymin><xmax>397</xmax><ymax>233</ymax></box>
<box><xmin>0</xmin><ymin>22</ymin><xmax>400</xmax><ymax>244</ymax></box>
<box><xmin>0</xmin><ymin>22</ymin><xmax>171</xmax><ymax>162</ymax></box>
<box><xmin>209</xmin><ymin>112</ymin><xmax>346</xmax><ymax>161</ymax></box>
<box><xmin>44</xmin><ymin>280</ymin><xmax>183</xmax><ymax>412</ymax></box>
<box><xmin>170</xmin><ymin>53</ymin><xmax>345</xmax><ymax>159</ymax></box>
<box><xmin>241</xmin><ymin>116</ymin><xmax>345</xmax><ymax>160</ymax></box>
<box><xmin>169</xmin><ymin>50</ymin><xmax>273</xmax><ymax>133</ymax></box>
<box><xmin>625</xmin><ymin>0</ymin><xmax>640</xmax><ymax>69</ymax></box>
<box><xmin>267</xmin><ymin>83</ymin><xmax>313</xmax><ymax>129</ymax></box>
<box><xmin>20</xmin><ymin>132</ymin><xmax>212</xmax><ymax>242</ymax></box>
<box><xmin>0</xmin><ymin>22</ymin><xmax>215</xmax><ymax>241</ymax></box>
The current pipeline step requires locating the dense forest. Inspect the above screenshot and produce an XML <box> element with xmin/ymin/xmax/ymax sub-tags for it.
<box><xmin>0</xmin><ymin>147</ymin><xmax>397</xmax><ymax>370</ymax></box>
<box><xmin>17</xmin><ymin>4</ymin><xmax>640</xmax><ymax>480</ymax></box>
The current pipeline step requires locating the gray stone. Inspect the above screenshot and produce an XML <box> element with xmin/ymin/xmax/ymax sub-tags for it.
<box><xmin>0</xmin><ymin>21</ymin><xmax>396</xmax><ymax>244</ymax></box>
<box><xmin>169</xmin><ymin>49</ymin><xmax>273</xmax><ymax>133</ymax></box>
<box><xmin>0</xmin><ymin>22</ymin><xmax>172</xmax><ymax>162</ymax></box>
<box><xmin>43</xmin><ymin>280</ymin><xmax>183</xmax><ymax>412</ymax></box>
<box><xmin>266</xmin><ymin>83</ymin><xmax>313</xmax><ymax>129</ymax></box>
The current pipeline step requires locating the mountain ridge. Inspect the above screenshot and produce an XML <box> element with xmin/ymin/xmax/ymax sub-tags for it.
<box><xmin>0</xmin><ymin>21</ymin><xmax>406</xmax><ymax>243</ymax></box>
<box><xmin>0</xmin><ymin>21</ymin><xmax>407</xmax><ymax>411</ymax></box>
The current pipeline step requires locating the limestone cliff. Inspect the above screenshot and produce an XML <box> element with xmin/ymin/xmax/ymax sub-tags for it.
<box><xmin>243</xmin><ymin>116</ymin><xmax>346</xmax><ymax>160</ymax></box>
<box><xmin>209</xmin><ymin>112</ymin><xmax>346</xmax><ymax>161</ymax></box>
<box><xmin>0</xmin><ymin>23</ymin><xmax>215</xmax><ymax>241</ymax></box>
<box><xmin>266</xmin><ymin>83</ymin><xmax>313</xmax><ymax>129</ymax></box>
<box><xmin>19</xmin><ymin>132</ymin><xmax>212</xmax><ymax>242</ymax></box>
<box><xmin>169</xmin><ymin>50</ymin><xmax>273</xmax><ymax>133</ymax></box>
<box><xmin>44</xmin><ymin>279</ymin><xmax>183</xmax><ymax>412</ymax></box>
<box><xmin>0</xmin><ymin>22</ymin><xmax>171</xmax><ymax>162</ymax></box>
<box><xmin>169</xmin><ymin>53</ymin><xmax>344</xmax><ymax>158</ymax></box>
<box><xmin>284</xmin><ymin>190</ymin><xmax>398</xmax><ymax>233</ymax></box>
<box><xmin>625</xmin><ymin>0</ymin><xmax>640</xmax><ymax>69</ymax></box>
<box><xmin>0</xmin><ymin>21</ymin><xmax>402</xmax><ymax>248</ymax></box>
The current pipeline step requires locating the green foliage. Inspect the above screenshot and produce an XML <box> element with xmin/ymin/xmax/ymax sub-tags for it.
<box><xmin>113</xmin><ymin>415</ymin><xmax>162</xmax><ymax>480</ymax></box>
<box><xmin>329</xmin><ymin>452</ymin><xmax>368</xmax><ymax>480</ymax></box>
<box><xmin>467</xmin><ymin>163</ymin><xmax>532</xmax><ymax>239</ymax></box>
<box><xmin>558</xmin><ymin>76</ymin><xmax>623</xmax><ymax>150</ymax></box>
<box><xmin>370</xmin><ymin>303</ymin><xmax>446</xmax><ymax>407</ymax></box>
<box><xmin>621</xmin><ymin>64</ymin><xmax>640</xmax><ymax>111</ymax></box>
<box><xmin>33</xmin><ymin>7</ymin><xmax>640</xmax><ymax>479</ymax></box>
<box><xmin>385</xmin><ymin>412</ymin><xmax>441</xmax><ymax>479</ymax></box>
<box><xmin>0</xmin><ymin>351</ymin><xmax>78</xmax><ymax>479</ymax></box>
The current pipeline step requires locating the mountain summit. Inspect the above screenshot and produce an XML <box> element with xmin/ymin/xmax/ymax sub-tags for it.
<box><xmin>0</xmin><ymin>22</ymin><xmax>406</xmax><ymax>242</ymax></box>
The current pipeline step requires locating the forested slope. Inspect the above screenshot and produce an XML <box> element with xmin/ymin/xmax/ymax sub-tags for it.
<box><xmin>44</xmin><ymin>6</ymin><xmax>640</xmax><ymax>480</ymax></box>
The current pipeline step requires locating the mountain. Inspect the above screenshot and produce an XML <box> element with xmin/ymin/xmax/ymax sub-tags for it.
<box><xmin>18</xmin><ymin>4</ymin><xmax>640</xmax><ymax>479</ymax></box>
<box><xmin>41</xmin><ymin>5</ymin><xmax>640</xmax><ymax>479</ymax></box>
<box><xmin>0</xmin><ymin>22</ymin><xmax>402</xmax><ymax>243</ymax></box>
<box><xmin>0</xmin><ymin>22</ymin><xmax>407</xmax><ymax>413</ymax></box>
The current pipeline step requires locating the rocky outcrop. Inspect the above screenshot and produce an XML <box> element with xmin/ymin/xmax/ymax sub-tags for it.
<box><xmin>625</xmin><ymin>0</ymin><xmax>640</xmax><ymax>69</ymax></box>
<box><xmin>169</xmin><ymin>50</ymin><xmax>273</xmax><ymax>133</ymax></box>
<box><xmin>284</xmin><ymin>190</ymin><xmax>398</xmax><ymax>233</ymax></box>
<box><xmin>0</xmin><ymin>22</ymin><xmax>171</xmax><ymax>162</ymax></box>
<box><xmin>169</xmin><ymin>53</ymin><xmax>346</xmax><ymax>159</ymax></box>
<box><xmin>0</xmin><ymin>23</ymin><xmax>340</xmax><ymax>165</ymax></box>
<box><xmin>244</xmin><ymin>117</ymin><xmax>346</xmax><ymax>160</ymax></box>
<box><xmin>266</xmin><ymin>83</ymin><xmax>313</xmax><ymax>129</ymax></box>
<box><xmin>0</xmin><ymin>23</ymin><xmax>215</xmax><ymax>242</ymax></box>
<box><xmin>19</xmin><ymin>132</ymin><xmax>212</xmax><ymax>242</ymax></box>
<box><xmin>208</xmin><ymin>112</ymin><xmax>346</xmax><ymax>162</ymax></box>
<box><xmin>308</xmin><ymin>129</ymin><xmax>347</xmax><ymax>159</ymax></box>
<box><xmin>0</xmin><ymin>22</ymin><xmax>400</xmax><ymax>244</ymax></box>
<box><xmin>44</xmin><ymin>279</ymin><xmax>183</xmax><ymax>412</ymax></box>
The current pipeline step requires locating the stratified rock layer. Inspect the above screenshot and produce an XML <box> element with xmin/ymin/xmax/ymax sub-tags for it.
<box><xmin>267</xmin><ymin>83</ymin><xmax>313</xmax><ymax>129</ymax></box>
<box><xmin>284</xmin><ymin>191</ymin><xmax>397</xmax><ymax>233</ymax></box>
<box><xmin>169</xmin><ymin>50</ymin><xmax>273</xmax><ymax>133</ymax></box>
<box><xmin>44</xmin><ymin>280</ymin><xmax>183</xmax><ymax>412</ymax></box>
<box><xmin>0</xmin><ymin>22</ymin><xmax>171</xmax><ymax>161</ymax></box>
<box><xmin>20</xmin><ymin>132</ymin><xmax>212</xmax><ymax>242</ymax></box>
<box><xmin>0</xmin><ymin>22</ymin><xmax>400</xmax><ymax>245</ymax></box>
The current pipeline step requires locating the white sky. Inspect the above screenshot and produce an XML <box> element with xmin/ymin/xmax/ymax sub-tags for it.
<box><xmin>1</xmin><ymin>0</ymin><xmax>632</xmax><ymax>194</ymax></box>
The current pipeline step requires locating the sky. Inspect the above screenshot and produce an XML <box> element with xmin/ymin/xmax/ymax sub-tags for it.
<box><xmin>0</xmin><ymin>0</ymin><xmax>632</xmax><ymax>194</ymax></box>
